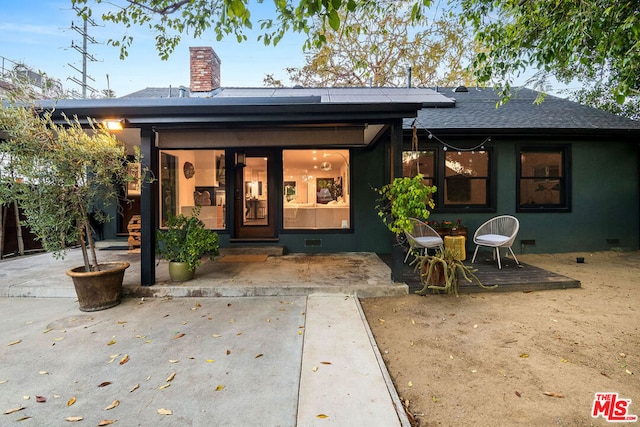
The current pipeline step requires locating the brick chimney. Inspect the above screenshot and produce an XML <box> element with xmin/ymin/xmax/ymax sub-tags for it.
<box><xmin>189</xmin><ymin>47</ymin><xmax>221</xmax><ymax>93</ymax></box>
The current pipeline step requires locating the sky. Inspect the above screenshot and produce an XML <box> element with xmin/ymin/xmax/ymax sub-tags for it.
<box><xmin>0</xmin><ymin>0</ymin><xmax>308</xmax><ymax>97</ymax></box>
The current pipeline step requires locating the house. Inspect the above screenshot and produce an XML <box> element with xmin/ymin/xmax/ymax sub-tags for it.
<box><xmin>29</xmin><ymin>47</ymin><xmax>640</xmax><ymax>284</ymax></box>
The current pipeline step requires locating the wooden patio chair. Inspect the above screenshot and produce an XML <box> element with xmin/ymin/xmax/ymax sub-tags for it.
<box><xmin>471</xmin><ymin>215</ymin><xmax>520</xmax><ymax>269</ymax></box>
<box><xmin>403</xmin><ymin>218</ymin><xmax>444</xmax><ymax>263</ymax></box>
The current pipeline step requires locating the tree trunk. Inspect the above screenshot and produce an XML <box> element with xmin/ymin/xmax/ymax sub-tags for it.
<box><xmin>13</xmin><ymin>201</ymin><xmax>24</xmax><ymax>256</ymax></box>
<box><xmin>0</xmin><ymin>205</ymin><xmax>6</xmax><ymax>259</ymax></box>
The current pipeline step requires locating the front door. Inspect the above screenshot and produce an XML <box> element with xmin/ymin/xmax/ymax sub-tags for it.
<box><xmin>233</xmin><ymin>149</ymin><xmax>277</xmax><ymax>239</ymax></box>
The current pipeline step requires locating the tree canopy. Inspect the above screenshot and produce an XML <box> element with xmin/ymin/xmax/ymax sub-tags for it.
<box><xmin>272</xmin><ymin>1</ymin><xmax>477</xmax><ymax>87</ymax></box>
<box><xmin>71</xmin><ymin>0</ymin><xmax>639</xmax><ymax>105</ymax></box>
<box><xmin>461</xmin><ymin>0</ymin><xmax>640</xmax><ymax>104</ymax></box>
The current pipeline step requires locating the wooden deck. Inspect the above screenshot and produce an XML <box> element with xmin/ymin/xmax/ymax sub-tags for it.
<box><xmin>389</xmin><ymin>254</ymin><xmax>581</xmax><ymax>294</ymax></box>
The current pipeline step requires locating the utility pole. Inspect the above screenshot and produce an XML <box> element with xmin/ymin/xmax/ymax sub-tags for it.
<box><xmin>68</xmin><ymin>6</ymin><xmax>99</xmax><ymax>98</ymax></box>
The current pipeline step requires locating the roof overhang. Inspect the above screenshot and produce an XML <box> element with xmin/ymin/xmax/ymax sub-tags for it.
<box><xmin>38</xmin><ymin>97</ymin><xmax>424</xmax><ymax>128</ymax></box>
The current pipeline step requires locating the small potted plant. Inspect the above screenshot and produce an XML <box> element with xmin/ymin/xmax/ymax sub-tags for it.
<box><xmin>156</xmin><ymin>208</ymin><xmax>219</xmax><ymax>282</ymax></box>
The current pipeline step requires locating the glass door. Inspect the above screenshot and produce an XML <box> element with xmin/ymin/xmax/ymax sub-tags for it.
<box><xmin>234</xmin><ymin>150</ymin><xmax>276</xmax><ymax>239</ymax></box>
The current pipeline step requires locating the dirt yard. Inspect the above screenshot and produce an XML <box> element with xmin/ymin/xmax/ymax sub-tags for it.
<box><xmin>360</xmin><ymin>251</ymin><xmax>640</xmax><ymax>426</ymax></box>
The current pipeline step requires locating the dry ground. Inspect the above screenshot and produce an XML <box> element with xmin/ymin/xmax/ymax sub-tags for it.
<box><xmin>360</xmin><ymin>251</ymin><xmax>640</xmax><ymax>426</ymax></box>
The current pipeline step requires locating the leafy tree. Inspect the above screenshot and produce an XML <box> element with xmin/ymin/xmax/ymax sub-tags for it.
<box><xmin>71</xmin><ymin>0</ymin><xmax>406</xmax><ymax>60</ymax></box>
<box><xmin>71</xmin><ymin>0</ymin><xmax>639</xmax><ymax>107</ymax></box>
<box><xmin>460</xmin><ymin>0</ymin><xmax>640</xmax><ymax>105</ymax></box>
<box><xmin>277</xmin><ymin>1</ymin><xmax>477</xmax><ymax>87</ymax></box>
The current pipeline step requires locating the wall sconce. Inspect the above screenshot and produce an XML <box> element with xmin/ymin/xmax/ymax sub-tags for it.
<box><xmin>102</xmin><ymin>119</ymin><xmax>127</xmax><ymax>131</ymax></box>
<box><xmin>235</xmin><ymin>152</ymin><xmax>246</xmax><ymax>167</ymax></box>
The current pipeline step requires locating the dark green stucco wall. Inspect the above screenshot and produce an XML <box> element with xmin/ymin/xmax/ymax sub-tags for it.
<box><xmin>427</xmin><ymin>136</ymin><xmax>639</xmax><ymax>255</ymax></box>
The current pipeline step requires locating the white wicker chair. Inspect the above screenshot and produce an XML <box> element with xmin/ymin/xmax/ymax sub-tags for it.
<box><xmin>471</xmin><ymin>215</ymin><xmax>520</xmax><ymax>269</ymax></box>
<box><xmin>403</xmin><ymin>218</ymin><xmax>444</xmax><ymax>263</ymax></box>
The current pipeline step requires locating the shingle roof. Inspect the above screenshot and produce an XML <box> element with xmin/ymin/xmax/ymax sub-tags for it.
<box><xmin>411</xmin><ymin>87</ymin><xmax>640</xmax><ymax>133</ymax></box>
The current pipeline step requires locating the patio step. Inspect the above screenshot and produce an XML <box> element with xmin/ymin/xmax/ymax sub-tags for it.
<box><xmin>219</xmin><ymin>245</ymin><xmax>285</xmax><ymax>257</ymax></box>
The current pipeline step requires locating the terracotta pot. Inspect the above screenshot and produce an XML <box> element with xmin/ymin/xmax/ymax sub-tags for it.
<box><xmin>66</xmin><ymin>262</ymin><xmax>129</xmax><ymax>312</ymax></box>
<box><xmin>422</xmin><ymin>261</ymin><xmax>446</xmax><ymax>287</ymax></box>
<box><xmin>169</xmin><ymin>261</ymin><xmax>195</xmax><ymax>282</ymax></box>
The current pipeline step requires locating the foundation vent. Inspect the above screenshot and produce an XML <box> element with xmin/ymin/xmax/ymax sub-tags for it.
<box><xmin>304</xmin><ymin>239</ymin><xmax>322</xmax><ymax>247</ymax></box>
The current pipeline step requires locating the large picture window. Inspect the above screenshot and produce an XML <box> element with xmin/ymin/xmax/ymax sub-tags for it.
<box><xmin>159</xmin><ymin>149</ymin><xmax>226</xmax><ymax>229</ymax></box>
<box><xmin>517</xmin><ymin>146</ymin><xmax>570</xmax><ymax>212</ymax></box>
<box><xmin>283</xmin><ymin>149</ymin><xmax>350</xmax><ymax>230</ymax></box>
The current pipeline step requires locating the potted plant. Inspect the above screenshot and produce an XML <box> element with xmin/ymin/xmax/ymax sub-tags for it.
<box><xmin>0</xmin><ymin>104</ymin><xmax>143</xmax><ymax>311</ymax></box>
<box><xmin>414</xmin><ymin>248</ymin><xmax>495</xmax><ymax>296</ymax></box>
<box><xmin>155</xmin><ymin>208</ymin><xmax>219</xmax><ymax>282</ymax></box>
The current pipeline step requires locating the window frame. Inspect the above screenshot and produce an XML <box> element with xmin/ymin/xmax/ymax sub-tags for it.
<box><xmin>403</xmin><ymin>145</ymin><xmax>496</xmax><ymax>213</ymax></box>
<box><xmin>516</xmin><ymin>145</ymin><xmax>571</xmax><ymax>213</ymax></box>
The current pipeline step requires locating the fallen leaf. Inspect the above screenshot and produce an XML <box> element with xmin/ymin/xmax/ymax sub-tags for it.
<box><xmin>226</xmin><ymin>349</ymin><xmax>231</xmax><ymax>355</ymax></box>
<box><xmin>104</xmin><ymin>400</ymin><xmax>119</xmax><ymax>410</ymax></box>
<box><xmin>312</xmin><ymin>366</ymin><xmax>318</xmax><ymax>372</ymax></box>
<box><xmin>98</xmin><ymin>420</ymin><xmax>117</xmax><ymax>425</ymax></box>
<box><xmin>157</xmin><ymin>408</ymin><xmax>173</xmax><ymax>415</ymax></box>
<box><xmin>98</xmin><ymin>382</ymin><xmax>112</xmax><ymax>388</ymax></box>
<box><xmin>130</xmin><ymin>384</ymin><xmax>140</xmax><ymax>393</ymax></box>
<box><xmin>298</xmin><ymin>331</ymin><xmax>303</xmax><ymax>335</ymax></box>
<box><xmin>166</xmin><ymin>372</ymin><xmax>176</xmax><ymax>382</ymax></box>
<box><xmin>38</xmin><ymin>371</ymin><xmax>49</xmax><ymax>375</ymax></box>
<box><xmin>471</xmin><ymin>369</ymin><xmax>478</xmax><ymax>373</ymax></box>
<box><xmin>560</xmin><ymin>358</ymin><xmax>568</xmax><ymax>363</ymax></box>
<box><xmin>378</xmin><ymin>319</ymin><xmax>385</xmax><ymax>324</ymax></box>
<box><xmin>158</xmin><ymin>384</ymin><xmax>170</xmax><ymax>390</ymax></box>
<box><xmin>626</xmin><ymin>369</ymin><xmax>634</xmax><ymax>375</ymax></box>
<box><xmin>411</xmin><ymin>319</ymin><xmax>416</xmax><ymax>325</ymax></box>
<box><xmin>320</xmin><ymin>361</ymin><xmax>332</xmax><ymax>365</ymax></box>
<box><xmin>173</xmin><ymin>333</ymin><xmax>185</xmax><ymax>339</ymax></box>
<box><xmin>65</xmin><ymin>416</ymin><xmax>83</xmax><ymax>422</ymax></box>
<box><xmin>432</xmin><ymin>395</ymin><xmax>438</xmax><ymax>403</ymax></box>
<box><xmin>206</xmin><ymin>359</ymin><xmax>215</xmax><ymax>363</ymax></box>
<box><xmin>515</xmin><ymin>391</ymin><xmax>521</xmax><ymax>397</ymax></box>
<box><xmin>117</xmin><ymin>321</ymin><xmax>127</xmax><ymax>324</ymax></box>
<box><xmin>620</xmin><ymin>352</ymin><xmax>626</xmax><ymax>358</ymax></box>
<box><xmin>601</xmin><ymin>372</ymin><xmax>611</xmax><ymax>379</ymax></box>
<box><xmin>67</xmin><ymin>397</ymin><xmax>76</xmax><ymax>406</ymax></box>
<box><xmin>215</xmin><ymin>385</ymin><xmax>225</xmax><ymax>391</ymax></box>
<box><xmin>23</xmin><ymin>396</ymin><xmax>29</xmax><ymax>400</ymax></box>
<box><xmin>317</xmin><ymin>414</ymin><xmax>329</xmax><ymax>419</ymax></box>
<box><xmin>255</xmin><ymin>353</ymin><xmax>264</xmax><ymax>358</ymax></box>
<box><xmin>212</xmin><ymin>334</ymin><xmax>221</xmax><ymax>338</ymax></box>
<box><xmin>16</xmin><ymin>416</ymin><xmax>32</xmax><ymax>421</ymax></box>
<box><xmin>543</xmin><ymin>392</ymin><xmax>565</xmax><ymax>398</ymax></box>
<box><xmin>36</xmin><ymin>396</ymin><xmax>46</xmax><ymax>403</ymax></box>
<box><xmin>119</xmin><ymin>354</ymin><xmax>129</xmax><ymax>365</ymax></box>
<box><xmin>520</xmin><ymin>353</ymin><xmax>529</xmax><ymax>358</ymax></box>
<box><xmin>53</xmin><ymin>337</ymin><xmax>64</xmax><ymax>342</ymax></box>
<box><xmin>107</xmin><ymin>340</ymin><xmax>116</xmax><ymax>346</ymax></box>
<box><xmin>408</xmin><ymin>381</ymin><xmax>413</xmax><ymax>387</ymax></box>
<box><xmin>168</xmin><ymin>360</ymin><xmax>179</xmax><ymax>364</ymax></box>
<box><xmin>0</xmin><ymin>380</ymin><xmax>7</xmax><ymax>384</ymax></box>
<box><xmin>473</xmin><ymin>324</ymin><xmax>478</xmax><ymax>329</ymax></box>
<box><xmin>8</xmin><ymin>340</ymin><xmax>22</xmax><ymax>346</ymax></box>
<box><xmin>3</xmin><ymin>407</ymin><xmax>25</xmax><ymax>415</ymax></box>
<box><xmin>43</xmin><ymin>329</ymin><xmax>53</xmax><ymax>334</ymax></box>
